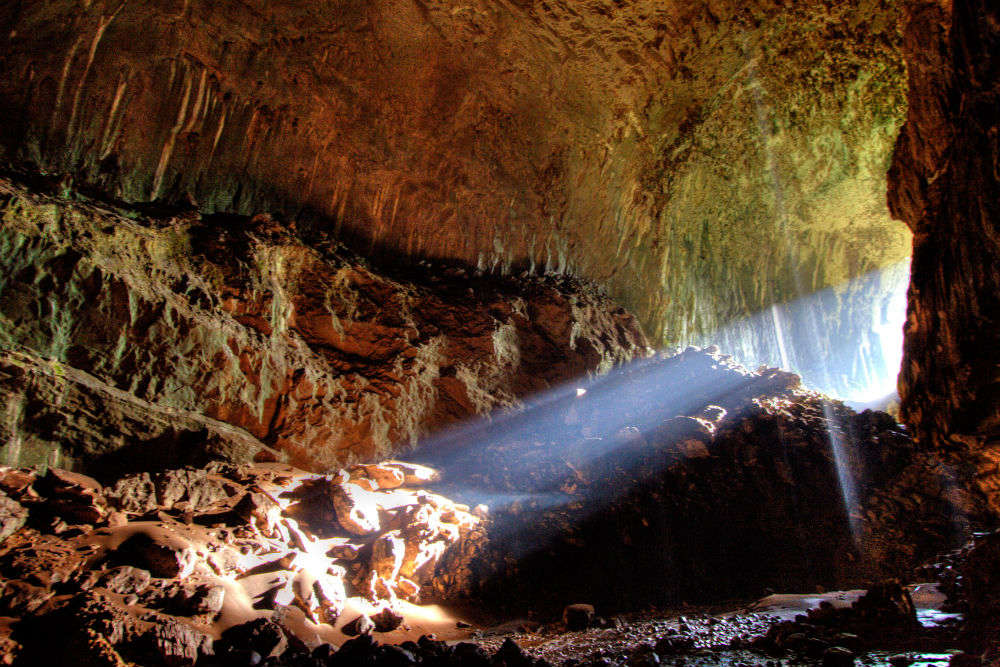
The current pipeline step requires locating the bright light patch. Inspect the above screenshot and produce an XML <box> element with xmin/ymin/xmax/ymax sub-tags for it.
<box><xmin>690</xmin><ymin>259</ymin><xmax>911</xmax><ymax>405</ymax></box>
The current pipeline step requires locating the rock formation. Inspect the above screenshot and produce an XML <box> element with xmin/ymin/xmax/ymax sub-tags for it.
<box><xmin>0</xmin><ymin>0</ymin><xmax>909</xmax><ymax>361</ymax></box>
<box><xmin>419</xmin><ymin>348</ymin><xmax>970</xmax><ymax>612</ymax></box>
<box><xmin>0</xmin><ymin>175</ymin><xmax>646</xmax><ymax>472</ymax></box>
<box><xmin>888</xmin><ymin>0</ymin><xmax>1000</xmax><ymax>516</ymax></box>
<box><xmin>0</xmin><ymin>459</ymin><xmax>486</xmax><ymax>664</ymax></box>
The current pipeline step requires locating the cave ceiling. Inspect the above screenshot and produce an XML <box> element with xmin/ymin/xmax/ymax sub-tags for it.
<box><xmin>0</xmin><ymin>0</ymin><xmax>912</xmax><ymax>345</ymax></box>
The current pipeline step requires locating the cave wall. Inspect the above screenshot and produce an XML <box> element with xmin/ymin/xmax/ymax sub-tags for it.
<box><xmin>0</xmin><ymin>177</ymin><xmax>646</xmax><ymax>473</ymax></box>
<box><xmin>0</xmin><ymin>0</ymin><xmax>910</xmax><ymax>352</ymax></box>
<box><xmin>888</xmin><ymin>0</ymin><xmax>1000</xmax><ymax>515</ymax></box>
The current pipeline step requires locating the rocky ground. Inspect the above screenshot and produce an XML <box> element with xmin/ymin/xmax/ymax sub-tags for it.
<box><xmin>0</xmin><ymin>459</ymin><xmax>488</xmax><ymax>665</ymax></box>
<box><xmin>0</xmin><ymin>349</ymin><xmax>994</xmax><ymax>665</ymax></box>
<box><xmin>417</xmin><ymin>348</ymin><xmax>975</xmax><ymax>613</ymax></box>
<box><xmin>0</xmin><ymin>458</ymin><xmax>985</xmax><ymax>667</ymax></box>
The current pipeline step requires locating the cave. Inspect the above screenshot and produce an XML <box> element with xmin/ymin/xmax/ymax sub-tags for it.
<box><xmin>1</xmin><ymin>0</ymin><xmax>999</xmax><ymax>665</ymax></box>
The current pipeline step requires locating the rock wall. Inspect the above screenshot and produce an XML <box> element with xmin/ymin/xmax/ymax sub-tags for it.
<box><xmin>0</xmin><ymin>0</ymin><xmax>910</xmax><ymax>354</ymax></box>
<box><xmin>0</xmin><ymin>176</ymin><xmax>646</xmax><ymax>474</ymax></box>
<box><xmin>888</xmin><ymin>0</ymin><xmax>1000</xmax><ymax>515</ymax></box>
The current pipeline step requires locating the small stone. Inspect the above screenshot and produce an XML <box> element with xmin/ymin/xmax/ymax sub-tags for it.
<box><xmin>371</xmin><ymin>605</ymin><xmax>405</xmax><ymax>632</ymax></box>
<box><xmin>563</xmin><ymin>603</ymin><xmax>596</xmax><ymax>631</ymax></box>
<box><xmin>342</xmin><ymin>614</ymin><xmax>376</xmax><ymax>636</ymax></box>
<box><xmin>822</xmin><ymin>646</ymin><xmax>855</xmax><ymax>667</ymax></box>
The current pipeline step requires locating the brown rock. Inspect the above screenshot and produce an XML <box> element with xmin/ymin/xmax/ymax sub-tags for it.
<box><xmin>359</xmin><ymin>464</ymin><xmax>406</xmax><ymax>490</ymax></box>
<box><xmin>313</xmin><ymin>572</ymin><xmax>347</xmax><ymax>624</ymax></box>
<box><xmin>371</xmin><ymin>530</ymin><xmax>406</xmax><ymax>581</ymax></box>
<box><xmin>331</xmin><ymin>483</ymin><xmax>381</xmax><ymax>536</ymax></box>
<box><xmin>342</xmin><ymin>614</ymin><xmax>375</xmax><ymax>637</ymax></box>
<box><xmin>0</xmin><ymin>490</ymin><xmax>27</xmax><ymax>543</ymax></box>
<box><xmin>115</xmin><ymin>532</ymin><xmax>198</xmax><ymax>579</ymax></box>
<box><xmin>0</xmin><ymin>468</ymin><xmax>35</xmax><ymax>498</ymax></box>
<box><xmin>381</xmin><ymin>461</ymin><xmax>441</xmax><ymax>487</ymax></box>
<box><xmin>100</xmin><ymin>566</ymin><xmax>152</xmax><ymax>595</ymax></box>
<box><xmin>371</xmin><ymin>606</ymin><xmax>405</xmax><ymax>633</ymax></box>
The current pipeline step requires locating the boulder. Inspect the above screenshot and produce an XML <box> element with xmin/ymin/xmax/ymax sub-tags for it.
<box><xmin>342</xmin><ymin>614</ymin><xmax>375</xmax><ymax>636</ymax></box>
<box><xmin>563</xmin><ymin>603</ymin><xmax>596</xmax><ymax>631</ymax></box>
<box><xmin>331</xmin><ymin>483</ymin><xmax>381</xmax><ymax>535</ymax></box>
<box><xmin>115</xmin><ymin>532</ymin><xmax>198</xmax><ymax>579</ymax></box>
<box><xmin>371</xmin><ymin>606</ymin><xmax>404</xmax><ymax>633</ymax></box>
<box><xmin>0</xmin><ymin>491</ymin><xmax>27</xmax><ymax>543</ymax></box>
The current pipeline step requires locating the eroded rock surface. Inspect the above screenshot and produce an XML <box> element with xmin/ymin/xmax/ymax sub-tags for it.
<box><xmin>888</xmin><ymin>0</ymin><xmax>1000</xmax><ymax>520</ymax></box>
<box><xmin>0</xmin><ymin>176</ymin><xmax>646</xmax><ymax>472</ymax></box>
<box><xmin>0</xmin><ymin>460</ymin><xmax>484</xmax><ymax>664</ymax></box>
<box><xmin>0</xmin><ymin>0</ymin><xmax>910</xmax><ymax>350</ymax></box>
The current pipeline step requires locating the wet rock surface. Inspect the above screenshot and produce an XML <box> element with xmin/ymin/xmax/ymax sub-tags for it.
<box><xmin>926</xmin><ymin>530</ymin><xmax>1000</xmax><ymax>664</ymax></box>
<box><xmin>0</xmin><ymin>175</ymin><xmax>646</xmax><ymax>472</ymax></box>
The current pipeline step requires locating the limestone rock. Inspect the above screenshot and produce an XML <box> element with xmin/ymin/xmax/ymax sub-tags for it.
<box><xmin>371</xmin><ymin>606</ymin><xmax>404</xmax><ymax>633</ymax></box>
<box><xmin>331</xmin><ymin>483</ymin><xmax>381</xmax><ymax>536</ymax></box>
<box><xmin>99</xmin><ymin>566</ymin><xmax>152</xmax><ymax>595</ymax></box>
<box><xmin>887</xmin><ymin>0</ymin><xmax>1000</xmax><ymax>521</ymax></box>
<box><xmin>371</xmin><ymin>530</ymin><xmax>406</xmax><ymax>581</ymax></box>
<box><xmin>342</xmin><ymin>614</ymin><xmax>375</xmax><ymax>637</ymax></box>
<box><xmin>0</xmin><ymin>491</ymin><xmax>26</xmax><ymax>543</ymax></box>
<box><xmin>115</xmin><ymin>533</ymin><xmax>198</xmax><ymax>579</ymax></box>
<box><xmin>0</xmin><ymin>178</ymin><xmax>646</xmax><ymax>473</ymax></box>
<box><xmin>0</xmin><ymin>0</ymin><xmax>908</xmax><ymax>377</ymax></box>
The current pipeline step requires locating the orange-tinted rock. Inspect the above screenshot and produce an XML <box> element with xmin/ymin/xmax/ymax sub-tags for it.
<box><xmin>331</xmin><ymin>483</ymin><xmax>381</xmax><ymax>536</ymax></box>
<box><xmin>0</xmin><ymin>178</ymin><xmax>647</xmax><ymax>473</ymax></box>
<box><xmin>888</xmin><ymin>0</ymin><xmax>1000</xmax><ymax>518</ymax></box>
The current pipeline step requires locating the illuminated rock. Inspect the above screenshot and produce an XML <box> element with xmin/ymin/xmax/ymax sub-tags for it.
<box><xmin>371</xmin><ymin>530</ymin><xmax>406</xmax><ymax>582</ymax></box>
<box><xmin>331</xmin><ymin>482</ymin><xmax>381</xmax><ymax>536</ymax></box>
<box><xmin>0</xmin><ymin>491</ymin><xmax>26</xmax><ymax>543</ymax></box>
<box><xmin>356</xmin><ymin>464</ymin><xmax>406</xmax><ymax>490</ymax></box>
<box><xmin>0</xmin><ymin>178</ymin><xmax>646</xmax><ymax>472</ymax></box>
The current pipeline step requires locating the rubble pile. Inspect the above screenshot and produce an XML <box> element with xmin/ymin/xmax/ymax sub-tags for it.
<box><xmin>0</xmin><ymin>460</ymin><xmax>485</xmax><ymax>665</ymax></box>
<box><xmin>421</xmin><ymin>348</ymin><xmax>963</xmax><ymax>612</ymax></box>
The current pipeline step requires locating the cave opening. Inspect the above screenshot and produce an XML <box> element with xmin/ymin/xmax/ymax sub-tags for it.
<box><xmin>688</xmin><ymin>258</ymin><xmax>911</xmax><ymax>411</ymax></box>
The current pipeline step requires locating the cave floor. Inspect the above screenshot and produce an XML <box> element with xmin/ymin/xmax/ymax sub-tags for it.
<box><xmin>466</xmin><ymin>585</ymin><xmax>963</xmax><ymax>666</ymax></box>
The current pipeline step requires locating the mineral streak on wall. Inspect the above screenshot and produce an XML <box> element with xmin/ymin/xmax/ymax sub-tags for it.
<box><xmin>0</xmin><ymin>0</ymin><xmax>911</xmax><ymax>358</ymax></box>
